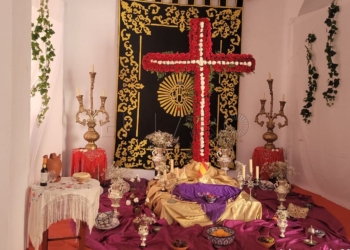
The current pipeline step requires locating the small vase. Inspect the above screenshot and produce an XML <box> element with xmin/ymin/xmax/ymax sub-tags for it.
<box><xmin>274</xmin><ymin>179</ymin><xmax>290</xmax><ymax>210</ymax></box>
<box><xmin>277</xmin><ymin>220</ymin><xmax>288</xmax><ymax>238</ymax></box>
<box><xmin>217</xmin><ymin>148</ymin><xmax>234</xmax><ymax>172</ymax></box>
<box><xmin>152</xmin><ymin>147</ymin><xmax>167</xmax><ymax>179</ymax></box>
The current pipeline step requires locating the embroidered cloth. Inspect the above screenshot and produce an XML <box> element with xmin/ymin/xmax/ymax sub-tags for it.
<box><xmin>28</xmin><ymin>177</ymin><xmax>100</xmax><ymax>250</ymax></box>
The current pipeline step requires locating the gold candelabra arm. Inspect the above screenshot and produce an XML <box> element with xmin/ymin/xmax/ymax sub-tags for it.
<box><xmin>276</xmin><ymin>101</ymin><xmax>288</xmax><ymax>129</ymax></box>
<box><xmin>267</xmin><ymin>79</ymin><xmax>274</xmax><ymax>116</ymax></box>
<box><xmin>255</xmin><ymin>113</ymin><xmax>265</xmax><ymax>127</ymax></box>
<box><xmin>255</xmin><ymin>99</ymin><xmax>267</xmax><ymax>127</ymax></box>
<box><xmin>96</xmin><ymin>96</ymin><xmax>110</xmax><ymax>126</ymax></box>
<box><xmin>76</xmin><ymin>95</ymin><xmax>89</xmax><ymax>126</ymax></box>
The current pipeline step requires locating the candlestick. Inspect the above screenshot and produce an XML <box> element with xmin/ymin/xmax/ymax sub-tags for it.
<box><xmin>256</xmin><ymin>166</ymin><xmax>259</xmax><ymax>179</ymax></box>
<box><xmin>102</xmin><ymin>89</ymin><xmax>105</xmax><ymax>97</ymax></box>
<box><xmin>249</xmin><ymin>159</ymin><xmax>253</xmax><ymax>175</ymax></box>
<box><xmin>268</xmin><ymin>72</ymin><xmax>272</xmax><ymax>80</ymax></box>
<box><xmin>175</xmin><ymin>167</ymin><xmax>179</xmax><ymax>178</ymax></box>
<box><xmin>170</xmin><ymin>159</ymin><xmax>174</xmax><ymax>173</ymax></box>
<box><xmin>76</xmin><ymin>87</ymin><xmax>80</xmax><ymax>96</ymax></box>
<box><xmin>282</xmin><ymin>94</ymin><xmax>285</xmax><ymax>101</ymax></box>
<box><xmin>242</xmin><ymin>165</ymin><xmax>246</xmax><ymax>179</ymax></box>
<box><xmin>263</xmin><ymin>92</ymin><xmax>265</xmax><ymax>100</ymax></box>
<box><xmin>76</xmin><ymin>71</ymin><xmax>110</xmax><ymax>150</ymax></box>
<box><xmin>92</xmin><ymin>64</ymin><xmax>94</xmax><ymax>73</ymax></box>
<box><xmin>255</xmin><ymin>78</ymin><xmax>288</xmax><ymax>149</ymax></box>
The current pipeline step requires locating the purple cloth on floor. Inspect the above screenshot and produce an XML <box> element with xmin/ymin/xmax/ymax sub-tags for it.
<box><xmin>172</xmin><ymin>183</ymin><xmax>242</xmax><ymax>223</ymax></box>
<box><xmin>74</xmin><ymin>179</ymin><xmax>350</xmax><ymax>250</ymax></box>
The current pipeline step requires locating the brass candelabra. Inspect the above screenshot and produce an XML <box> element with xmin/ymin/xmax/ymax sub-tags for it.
<box><xmin>255</xmin><ymin>78</ymin><xmax>288</xmax><ymax>149</ymax></box>
<box><xmin>76</xmin><ymin>71</ymin><xmax>110</xmax><ymax>150</ymax></box>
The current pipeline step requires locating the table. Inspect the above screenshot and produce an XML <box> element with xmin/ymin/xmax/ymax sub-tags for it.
<box><xmin>28</xmin><ymin>177</ymin><xmax>100</xmax><ymax>250</ymax></box>
<box><xmin>252</xmin><ymin>146</ymin><xmax>285</xmax><ymax>179</ymax></box>
<box><xmin>71</xmin><ymin>148</ymin><xmax>107</xmax><ymax>182</ymax></box>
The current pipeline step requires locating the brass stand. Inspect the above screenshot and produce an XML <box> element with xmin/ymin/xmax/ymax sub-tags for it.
<box><xmin>76</xmin><ymin>72</ymin><xmax>110</xmax><ymax>150</ymax></box>
<box><xmin>255</xmin><ymin>79</ymin><xmax>288</xmax><ymax>149</ymax></box>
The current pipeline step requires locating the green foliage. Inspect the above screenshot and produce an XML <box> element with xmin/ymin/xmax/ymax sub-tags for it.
<box><xmin>301</xmin><ymin>33</ymin><xmax>318</xmax><ymax>124</ymax></box>
<box><xmin>31</xmin><ymin>0</ymin><xmax>55</xmax><ymax>126</ymax></box>
<box><xmin>323</xmin><ymin>2</ymin><xmax>340</xmax><ymax>107</ymax></box>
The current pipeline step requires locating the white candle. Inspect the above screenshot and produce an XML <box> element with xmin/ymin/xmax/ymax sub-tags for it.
<box><xmin>263</xmin><ymin>92</ymin><xmax>265</xmax><ymax>100</ymax></box>
<box><xmin>268</xmin><ymin>72</ymin><xmax>271</xmax><ymax>80</ymax></box>
<box><xmin>249</xmin><ymin>159</ymin><xmax>253</xmax><ymax>175</ymax></box>
<box><xmin>92</xmin><ymin>64</ymin><xmax>94</xmax><ymax>73</ymax></box>
<box><xmin>282</xmin><ymin>94</ymin><xmax>285</xmax><ymax>101</ymax></box>
<box><xmin>242</xmin><ymin>165</ymin><xmax>246</xmax><ymax>179</ymax></box>
<box><xmin>163</xmin><ymin>170</ymin><xmax>167</xmax><ymax>180</ymax></box>
<box><xmin>256</xmin><ymin>166</ymin><xmax>259</xmax><ymax>179</ymax></box>
<box><xmin>175</xmin><ymin>167</ymin><xmax>179</xmax><ymax>178</ymax></box>
<box><xmin>102</xmin><ymin>89</ymin><xmax>105</xmax><ymax>97</ymax></box>
<box><xmin>170</xmin><ymin>159</ymin><xmax>174</xmax><ymax>173</ymax></box>
<box><xmin>76</xmin><ymin>87</ymin><xmax>80</xmax><ymax>96</ymax></box>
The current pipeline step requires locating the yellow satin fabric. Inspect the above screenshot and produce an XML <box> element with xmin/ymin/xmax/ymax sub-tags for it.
<box><xmin>146</xmin><ymin>161</ymin><xmax>262</xmax><ymax>228</ymax></box>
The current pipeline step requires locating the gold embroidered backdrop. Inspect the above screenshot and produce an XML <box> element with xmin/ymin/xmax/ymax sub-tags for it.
<box><xmin>114</xmin><ymin>0</ymin><xmax>243</xmax><ymax>169</ymax></box>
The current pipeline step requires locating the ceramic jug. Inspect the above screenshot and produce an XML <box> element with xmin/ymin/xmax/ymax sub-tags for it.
<box><xmin>47</xmin><ymin>153</ymin><xmax>62</xmax><ymax>181</ymax></box>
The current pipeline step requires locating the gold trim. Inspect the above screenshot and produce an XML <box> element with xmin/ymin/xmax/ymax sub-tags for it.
<box><xmin>136</xmin><ymin>92</ymin><xmax>140</xmax><ymax>137</ymax></box>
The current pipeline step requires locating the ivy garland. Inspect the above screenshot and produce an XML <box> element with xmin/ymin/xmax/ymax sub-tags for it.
<box><xmin>300</xmin><ymin>33</ymin><xmax>318</xmax><ymax>124</ymax></box>
<box><xmin>31</xmin><ymin>0</ymin><xmax>55</xmax><ymax>126</ymax></box>
<box><xmin>323</xmin><ymin>2</ymin><xmax>340</xmax><ymax>107</ymax></box>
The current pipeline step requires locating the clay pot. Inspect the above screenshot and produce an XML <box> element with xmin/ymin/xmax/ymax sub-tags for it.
<box><xmin>47</xmin><ymin>153</ymin><xmax>62</xmax><ymax>181</ymax></box>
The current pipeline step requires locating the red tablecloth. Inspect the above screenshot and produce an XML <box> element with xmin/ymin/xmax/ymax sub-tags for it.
<box><xmin>71</xmin><ymin>148</ymin><xmax>107</xmax><ymax>182</ymax></box>
<box><xmin>252</xmin><ymin>146</ymin><xmax>285</xmax><ymax>180</ymax></box>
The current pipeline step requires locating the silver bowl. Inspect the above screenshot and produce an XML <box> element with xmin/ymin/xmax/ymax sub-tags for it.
<box><xmin>315</xmin><ymin>230</ymin><xmax>326</xmax><ymax>238</ymax></box>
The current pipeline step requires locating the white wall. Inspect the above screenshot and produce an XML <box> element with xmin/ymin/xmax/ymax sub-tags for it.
<box><xmin>287</xmin><ymin>0</ymin><xmax>350</xmax><ymax>209</ymax></box>
<box><xmin>63</xmin><ymin>0</ymin><xmax>117</xmax><ymax>175</ymax></box>
<box><xmin>30</xmin><ymin>0</ymin><xmax>64</xmax><ymax>184</ymax></box>
<box><xmin>0</xmin><ymin>0</ymin><xmax>31</xmax><ymax>248</ymax></box>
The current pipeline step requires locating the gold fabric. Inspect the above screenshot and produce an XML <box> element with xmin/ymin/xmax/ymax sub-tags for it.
<box><xmin>146</xmin><ymin>161</ymin><xmax>262</xmax><ymax>227</ymax></box>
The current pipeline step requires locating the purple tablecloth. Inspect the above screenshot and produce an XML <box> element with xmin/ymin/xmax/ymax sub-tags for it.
<box><xmin>172</xmin><ymin>183</ymin><xmax>241</xmax><ymax>223</ymax></box>
<box><xmin>75</xmin><ymin>179</ymin><xmax>350</xmax><ymax>250</ymax></box>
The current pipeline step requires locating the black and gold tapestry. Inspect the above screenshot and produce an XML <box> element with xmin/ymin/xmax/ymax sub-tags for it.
<box><xmin>114</xmin><ymin>0</ymin><xmax>243</xmax><ymax>169</ymax></box>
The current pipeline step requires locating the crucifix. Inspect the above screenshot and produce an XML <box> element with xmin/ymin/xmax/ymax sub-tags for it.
<box><xmin>143</xmin><ymin>18</ymin><xmax>255</xmax><ymax>166</ymax></box>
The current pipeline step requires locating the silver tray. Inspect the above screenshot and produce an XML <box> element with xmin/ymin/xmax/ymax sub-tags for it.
<box><xmin>95</xmin><ymin>211</ymin><xmax>120</xmax><ymax>230</ymax></box>
<box><xmin>259</xmin><ymin>180</ymin><xmax>274</xmax><ymax>190</ymax></box>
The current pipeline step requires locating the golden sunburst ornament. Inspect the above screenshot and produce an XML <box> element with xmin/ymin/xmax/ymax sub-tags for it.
<box><xmin>157</xmin><ymin>73</ymin><xmax>193</xmax><ymax>117</ymax></box>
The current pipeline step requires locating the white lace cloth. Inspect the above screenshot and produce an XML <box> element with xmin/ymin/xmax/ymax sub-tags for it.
<box><xmin>28</xmin><ymin>177</ymin><xmax>100</xmax><ymax>250</ymax></box>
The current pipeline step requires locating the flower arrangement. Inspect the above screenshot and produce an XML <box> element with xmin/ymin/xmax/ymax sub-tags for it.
<box><xmin>275</xmin><ymin>209</ymin><xmax>289</xmax><ymax>221</ymax></box>
<box><xmin>145</xmin><ymin>130</ymin><xmax>179</xmax><ymax>148</ymax></box>
<box><xmin>106</xmin><ymin>161</ymin><xmax>132</xmax><ymax>181</ymax></box>
<box><xmin>262</xmin><ymin>161</ymin><xmax>297</xmax><ymax>180</ymax></box>
<box><xmin>156</xmin><ymin>162</ymin><xmax>169</xmax><ymax>173</ymax></box>
<box><xmin>215</xmin><ymin>125</ymin><xmax>238</xmax><ymax>149</ymax></box>
<box><xmin>142</xmin><ymin>18</ymin><xmax>255</xmax><ymax>163</ymax></box>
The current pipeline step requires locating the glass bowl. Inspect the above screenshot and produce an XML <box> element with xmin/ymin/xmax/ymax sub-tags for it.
<box><xmin>256</xmin><ymin>235</ymin><xmax>275</xmax><ymax>248</ymax></box>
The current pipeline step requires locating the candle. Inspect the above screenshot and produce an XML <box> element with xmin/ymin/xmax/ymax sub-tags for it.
<box><xmin>92</xmin><ymin>64</ymin><xmax>94</xmax><ymax>73</ymax></box>
<box><xmin>249</xmin><ymin>159</ymin><xmax>253</xmax><ymax>175</ymax></box>
<box><xmin>242</xmin><ymin>165</ymin><xmax>246</xmax><ymax>179</ymax></box>
<box><xmin>102</xmin><ymin>89</ymin><xmax>105</xmax><ymax>97</ymax></box>
<box><xmin>175</xmin><ymin>167</ymin><xmax>179</xmax><ymax>178</ymax></box>
<box><xmin>170</xmin><ymin>159</ymin><xmax>174</xmax><ymax>173</ymax></box>
<box><xmin>263</xmin><ymin>92</ymin><xmax>265</xmax><ymax>100</ymax></box>
<box><xmin>163</xmin><ymin>170</ymin><xmax>167</xmax><ymax>180</ymax></box>
<box><xmin>282</xmin><ymin>94</ymin><xmax>285</xmax><ymax>101</ymax></box>
<box><xmin>76</xmin><ymin>87</ymin><xmax>80</xmax><ymax>96</ymax></box>
<box><xmin>256</xmin><ymin>166</ymin><xmax>259</xmax><ymax>179</ymax></box>
<box><xmin>268</xmin><ymin>72</ymin><xmax>272</xmax><ymax>80</ymax></box>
